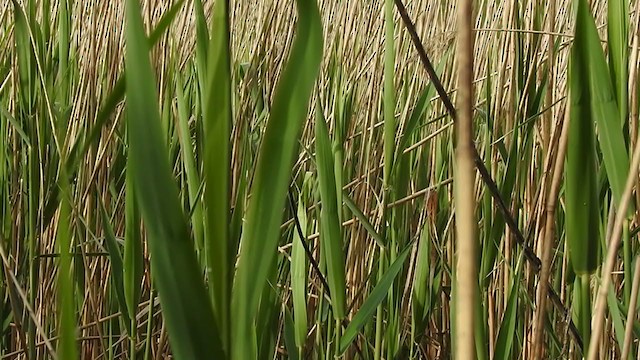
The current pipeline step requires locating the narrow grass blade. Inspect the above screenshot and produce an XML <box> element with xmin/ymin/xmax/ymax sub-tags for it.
<box><xmin>0</xmin><ymin>108</ymin><xmax>30</xmax><ymax>147</ymax></box>
<box><xmin>412</xmin><ymin>223</ymin><xmax>431</xmax><ymax>333</ymax></box>
<box><xmin>284</xmin><ymin>308</ymin><xmax>301</xmax><ymax>360</ymax></box>
<box><xmin>193</xmin><ymin>0</ymin><xmax>209</xmax><ymax>95</ymax></box>
<box><xmin>607</xmin><ymin>0</ymin><xmax>628</xmax><ymax>128</ymax></box>
<box><xmin>493</xmin><ymin>256</ymin><xmax>523</xmax><ymax>360</ymax></box>
<box><xmin>315</xmin><ymin>105</ymin><xmax>347</xmax><ymax>319</ymax></box>
<box><xmin>98</xmin><ymin>198</ymin><xmax>131</xmax><ymax>329</ymax></box>
<box><xmin>229</xmin><ymin>160</ymin><xmax>247</xmax><ymax>260</ymax></box>
<box><xmin>124</xmin><ymin>0</ymin><xmax>223</xmax><ymax>358</ymax></box>
<box><xmin>383</xmin><ymin>0</ymin><xmax>396</xmax><ymax>185</ymax></box>
<box><xmin>124</xmin><ymin>163</ymin><xmax>143</xmax><ymax>355</ymax></box>
<box><xmin>396</xmin><ymin>56</ymin><xmax>447</xmax><ymax>159</ymax></box>
<box><xmin>343</xmin><ymin>193</ymin><xmax>385</xmax><ymax>248</ymax></box>
<box><xmin>231</xmin><ymin>0</ymin><xmax>323</xmax><ymax>357</ymax></box>
<box><xmin>606</xmin><ymin>282</ymin><xmax>626</xmax><ymax>355</ymax></box>
<box><xmin>56</xmin><ymin>0</ymin><xmax>70</xmax><ymax>104</ymax></box>
<box><xmin>12</xmin><ymin>0</ymin><xmax>35</xmax><ymax>111</ymax></box>
<box><xmin>175</xmin><ymin>76</ymin><xmax>205</xmax><ymax>258</ymax></box>
<box><xmin>339</xmin><ymin>244</ymin><xmax>412</xmax><ymax>354</ymax></box>
<box><xmin>202</xmin><ymin>0</ymin><xmax>232</xmax><ymax>349</ymax></box>
<box><xmin>291</xmin><ymin>179</ymin><xmax>310</xmax><ymax>354</ymax></box>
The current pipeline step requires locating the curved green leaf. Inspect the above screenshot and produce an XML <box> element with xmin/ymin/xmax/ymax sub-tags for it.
<box><xmin>124</xmin><ymin>0</ymin><xmax>223</xmax><ymax>358</ymax></box>
<box><xmin>230</xmin><ymin>0</ymin><xmax>323</xmax><ymax>358</ymax></box>
<box><xmin>339</xmin><ymin>244</ymin><xmax>412</xmax><ymax>354</ymax></box>
<box><xmin>315</xmin><ymin>105</ymin><xmax>347</xmax><ymax>319</ymax></box>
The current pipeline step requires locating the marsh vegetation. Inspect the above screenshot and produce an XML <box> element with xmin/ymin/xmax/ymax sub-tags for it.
<box><xmin>1</xmin><ymin>0</ymin><xmax>640</xmax><ymax>358</ymax></box>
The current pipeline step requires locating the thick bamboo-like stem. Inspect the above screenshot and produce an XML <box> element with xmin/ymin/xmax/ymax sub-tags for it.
<box><xmin>454</xmin><ymin>0</ymin><xmax>477</xmax><ymax>358</ymax></box>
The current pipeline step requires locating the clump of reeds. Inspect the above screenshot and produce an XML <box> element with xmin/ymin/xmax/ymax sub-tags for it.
<box><xmin>3</xmin><ymin>0</ymin><xmax>640</xmax><ymax>358</ymax></box>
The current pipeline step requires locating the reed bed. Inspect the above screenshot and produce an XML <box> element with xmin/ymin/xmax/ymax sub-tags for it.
<box><xmin>2</xmin><ymin>0</ymin><xmax>640</xmax><ymax>358</ymax></box>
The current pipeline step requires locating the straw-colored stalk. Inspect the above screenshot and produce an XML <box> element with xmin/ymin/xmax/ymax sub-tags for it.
<box><xmin>454</xmin><ymin>0</ymin><xmax>477</xmax><ymax>358</ymax></box>
<box><xmin>532</xmin><ymin>104</ymin><xmax>569</xmax><ymax>359</ymax></box>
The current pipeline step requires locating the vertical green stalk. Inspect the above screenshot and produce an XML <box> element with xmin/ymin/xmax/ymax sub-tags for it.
<box><xmin>202</xmin><ymin>0</ymin><xmax>232</xmax><ymax>351</ymax></box>
<box><xmin>57</xmin><ymin>0</ymin><xmax>69</xmax><ymax>99</ymax></box>
<box><xmin>56</xmin><ymin>0</ymin><xmax>75</xmax><ymax>356</ymax></box>
<box><xmin>56</xmin><ymin>177</ymin><xmax>77</xmax><ymax>360</ymax></box>
<box><xmin>0</xmin><ymin>111</ymin><xmax>5</xmax><ymax>354</ymax></box>
<box><xmin>383</xmin><ymin>0</ymin><xmax>395</xmax><ymax>186</ymax></box>
<box><xmin>193</xmin><ymin>0</ymin><xmax>209</xmax><ymax>97</ymax></box>
<box><xmin>143</xmin><ymin>287</ymin><xmax>155</xmax><ymax>360</ymax></box>
<box><xmin>124</xmin><ymin>164</ymin><xmax>143</xmax><ymax>358</ymax></box>
<box><xmin>623</xmin><ymin>220</ymin><xmax>631</xmax><ymax>303</ymax></box>
<box><xmin>374</xmin><ymin>250</ymin><xmax>386</xmax><ymax>359</ymax></box>
<box><xmin>376</xmin><ymin>0</ymin><xmax>395</xmax><ymax>356</ymax></box>
<box><xmin>13</xmin><ymin>1</ymin><xmax>38</xmax><ymax>355</ymax></box>
<box><xmin>578</xmin><ymin>274</ymin><xmax>592</xmax><ymax>354</ymax></box>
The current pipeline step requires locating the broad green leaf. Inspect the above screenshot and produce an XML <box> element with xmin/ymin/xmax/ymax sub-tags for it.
<box><xmin>572</xmin><ymin>0</ymin><xmax>632</xmax><ymax>216</ymax></box>
<box><xmin>565</xmin><ymin>0</ymin><xmax>603</xmax><ymax>274</ymax></box>
<box><xmin>124</xmin><ymin>0</ymin><xmax>223</xmax><ymax>358</ymax></box>
<box><xmin>230</xmin><ymin>0</ymin><xmax>323</xmax><ymax>357</ymax></box>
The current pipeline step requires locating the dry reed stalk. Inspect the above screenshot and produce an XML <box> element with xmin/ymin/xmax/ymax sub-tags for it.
<box><xmin>532</xmin><ymin>102</ymin><xmax>569</xmax><ymax>359</ymax></box>
<box><xmin>454</xmin><ymin>0</ymin><xmax>477</xmax><ymax>358</ymax></box>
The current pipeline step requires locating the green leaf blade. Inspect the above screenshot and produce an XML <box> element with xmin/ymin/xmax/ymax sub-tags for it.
<box><xmin>124</xmin><ymin>0</ymin><xmax>223</xmax><ymax>358</ymax></box>
<box><xmin>230</xmin><ymin>0</ymin><xmax>323</xmax><ymax>358</ymax></box>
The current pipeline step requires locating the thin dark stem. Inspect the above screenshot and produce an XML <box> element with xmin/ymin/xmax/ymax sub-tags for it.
<box><xmin>287</xmin><ymin>190</ymin><xmax>331</xmax><ymax>295</ymax></box>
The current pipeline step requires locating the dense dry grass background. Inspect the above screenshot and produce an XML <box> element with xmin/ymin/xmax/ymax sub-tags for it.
<box><xmin>2</xmin><ymin>0</ymin><xmax>640</xmax><ymax>358</ymax></box>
